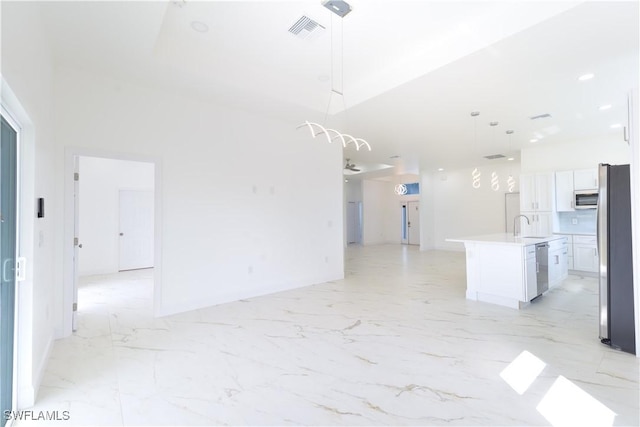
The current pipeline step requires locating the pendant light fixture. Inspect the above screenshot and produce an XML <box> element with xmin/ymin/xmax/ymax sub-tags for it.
<box><xmin>506</xmin><ymin>130</ymin><xmax>516</xmax><ymax>193</ymax></box>
<box><xmin>297</xmin><ymin>0</ymin><xmax>371</xmax><ymax>151</ymax></box>
<box><xmin>470</xmin><ymin>111</ymin><xmax>481</xmax><ymax>189</ymax></box>
<box><xmin>489</xmin><ymin>121</ymin><xmax>500</xmax><ymax>192</ymax></box>
<box><xmin>394</xmin><ymin>184</ymin><xmax>408</xmax><ymax>195</ymax></box>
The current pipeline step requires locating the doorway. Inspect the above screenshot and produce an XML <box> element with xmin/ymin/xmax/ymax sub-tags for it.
<box><xmin>401</xmin><ymin>201</ymin><xmax>420</xmax><ymax>245</ymax></box>
<box><xmin>1</xmin><ymin>113</ymin><xmax>18</xmax><ymax>427</ymax></box>
<box><xmin>505</xmin><ymin>192</ymin><xmax>521</xmax><ymax>234</ymax></box>
<box><xmin>346</xmin><ymin>201</ymin><xmax>362</xmax><ymax>245</ymax></box>
<box><xmin>66</xmin><ymin>153</ymin><xmax>158</xmax><ymax>333</ymax></box>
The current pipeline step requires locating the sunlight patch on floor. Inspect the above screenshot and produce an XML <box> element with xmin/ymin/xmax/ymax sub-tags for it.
<box><xmin>537</xmin><ymin>375</ymin><xmax>616</xmax><ymax>427</ymax></box>
<box><xmin>500</xmin><ymin>350</ymin><xmax>546</xmax><ymax>395</ymax></box>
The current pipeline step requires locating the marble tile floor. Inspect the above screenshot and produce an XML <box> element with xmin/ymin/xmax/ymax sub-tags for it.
<box><xmin>16</xmin><ymin>245</ymin><xmax>639</xmax><ymax>426</ymax></box>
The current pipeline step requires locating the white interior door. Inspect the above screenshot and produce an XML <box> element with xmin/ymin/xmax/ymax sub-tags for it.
<box><xmin>72</xmin><ymin>156</ymin><xmax>79</xmax><ymax>331</ymax></box>
<box><xmin>119</xmin><ymin>190</ymin><xmax>154</xmax><ymax>271</ymax></box>
<box><xmin>407</xmin><ymin>201</ymin><xmax>420</xmax><ymax>245</ymax></box>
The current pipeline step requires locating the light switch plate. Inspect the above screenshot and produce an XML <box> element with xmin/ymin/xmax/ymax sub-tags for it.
<box><xmin>572</xmin><ymin>218</ymin><xmax>578</xmax><ymax>225</ymax></box>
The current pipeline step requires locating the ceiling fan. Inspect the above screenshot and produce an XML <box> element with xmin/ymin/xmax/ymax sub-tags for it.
<box><xmin>344</xmin><ymin>158</ymin><xmax>360</xmax><ymax>172</ymax></box>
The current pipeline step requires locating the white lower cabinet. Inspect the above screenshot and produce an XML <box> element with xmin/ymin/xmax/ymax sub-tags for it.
<box><xmin>555</xmin><ymin>234</ymin><xmax>574</xmax><ymax>270</ymax></box>
<box><xmin>548</xmin><ymin>238</ymin><xmax>569</xmax><ymax>287</ymax></box>
<box><xmin>574</xmin><ymin>245</ymin><xmax>598</xmax><ymax>272</ymax></box>
<box><xmin>555</xmin><ymin>233</ymin><xmax>596</xmax><ymax>273</ymax></box>
<box><xmin>573</xmin><ymin>235</ymin><xmax>598</xmax><ymax>272</ymax></box>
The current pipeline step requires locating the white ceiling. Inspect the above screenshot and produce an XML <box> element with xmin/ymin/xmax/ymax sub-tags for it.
<box><xmin>39</xmin><ymin>1</ymin><xmax>639</xmax><ymax>177</ymax></box>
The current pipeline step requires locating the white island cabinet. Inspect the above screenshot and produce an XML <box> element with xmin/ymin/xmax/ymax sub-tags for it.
<box><xmin>447</xmin><ymin>233</ymin><xmax>567</xmax><ymax>310</ymax></box>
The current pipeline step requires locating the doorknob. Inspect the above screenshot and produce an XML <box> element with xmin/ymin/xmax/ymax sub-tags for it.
<box><xmin>119</xmin><ymin>233</ymin><xmax>124</xmax><ymax>236</ymax></box>
<box><xmin>78</xmin><ymin>244</ymin><xmax>83</xmax><ymax>248</ymax></box>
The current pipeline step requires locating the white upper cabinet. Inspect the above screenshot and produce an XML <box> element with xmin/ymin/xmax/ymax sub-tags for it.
<box><xmin>520</xmin><ymin>172</ymin><xmax>554</xmax><ymax>236</ymax></box>
<box><xmin>535</xmin><ymin>174</ymin><xmax>554</xmax><ymax>211</ymax></box>
<box><xmin>573</xmin><ymin>168</ymin><xmax>598</xmax><ymax>190</ymax></box>
<box><xmin>555</xmin><ymin>170</ymin><xmax>575</xmax><ymax>212</ymax></box>
<box><xmin>520</xmin><ymin>173</ymin><xmax>554</xmax><ymax>212</ymax></box>
<box><xmin>520</xmin><ymin>174</ymin><xmax>537</xmax><ymax>211</ymax></box>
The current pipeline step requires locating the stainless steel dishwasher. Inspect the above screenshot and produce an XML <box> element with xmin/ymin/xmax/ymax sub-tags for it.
<box><xmin>535</xmin><ymin>243</ymin><xmax>549</xmax><ymax>297</ymax></box>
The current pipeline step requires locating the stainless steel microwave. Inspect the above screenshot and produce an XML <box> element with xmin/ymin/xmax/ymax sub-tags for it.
<box><xmin>574</xmin><ymin>190</ymin><xmax>598</xmax><ymax>209</ymax></box>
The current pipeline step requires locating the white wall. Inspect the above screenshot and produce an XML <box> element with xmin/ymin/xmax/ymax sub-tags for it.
<box><xmin>55</xmin><ymin>66</ymin><xmax>345</xmax><ymax>318</ymax></box>
<box><xmin>424</xmin><ymin>163</ymin><xmax>522</xmax><ymax>251</ymax></box>
<box><xmin>344</xmin><ymin>179</ymin><xmax>362</xmax><ymax>202</ymax></box>
<box><xmin>1</xmin><ymin>1</ymin><xmax>57</xmax><ymax>407</ymax></box>
<box><xmin>521</xmin><ymin>136</ymin><xmax>631</xmax><ymax>172</ymax></box>
<box><xmin>78</xmin><ymin>157</ymin><xmax>154</xmax><ymax>276</ymax></box>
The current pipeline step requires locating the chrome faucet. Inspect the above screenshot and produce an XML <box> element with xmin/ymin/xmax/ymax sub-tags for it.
<box><xmin>513</xmin><ymin>214</ymin><xmax>530</xmax><ymax>236</ymax></box>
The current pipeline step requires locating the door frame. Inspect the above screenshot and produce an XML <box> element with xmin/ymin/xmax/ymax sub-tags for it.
<box><xmin>63</xmin><ymin>148</ymin><xmax>163</xmax><ymax>336</ymax></box>
<box><xmin>401</xmin><ymin>199</ymin><xmax>420</xmax><ymax>245</ymax></box>
<box><xmin>0</xmin><ymin>105</ymin><xmax>21</xmax><ymax>426</ymax></box>
<box><xmin>401</xmin><ymin>203</ymin><xmax>408</xmax><ymax>244</ymax></box>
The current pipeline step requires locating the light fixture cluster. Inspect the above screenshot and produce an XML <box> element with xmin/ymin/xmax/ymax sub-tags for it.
<box><xmin>297</xmin><ymin>121</ymin><xmax>371</xmax><ymax>151</ymax></box>
<box><xmin>298</xmin><ymin>0</ymin><xmax>371</xmax><ymax>152</ymax></box>
<box><xmin>394</xmin><ymin>184</ymin><xmax>408</xmax><ymax>195</ymax></box>
<box><xmin>470</xmin><ymin>111</ymin><xmax>518</xmax><ymax>193</ymax></box>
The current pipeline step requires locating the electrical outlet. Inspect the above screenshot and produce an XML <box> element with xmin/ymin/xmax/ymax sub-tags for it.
<box><xmin>572</xmin><ymin>218</ymin><xmax>578</xmax><ymax>225</ymax></box>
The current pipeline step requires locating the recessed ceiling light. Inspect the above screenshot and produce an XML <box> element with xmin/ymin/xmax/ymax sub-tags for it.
<box><xmin>599</xmin><ymin>104</ymin><xmax>612</xmax><ymax>111</ymax></box>
<box><xmin>507</xmin><ymin>157</ymin><xmax>515</xmax><ymax>161</ymax></box>
<box><xmin>190</xmin><ymin>21</ymin><xmax>209</xmax><ymax>33</ymax></box>
<box><xmin>578</xmin><ymin>73</ymin><xmax>594</xmax><ymax>81</ymax></box>
<box><xmin>437</xmin><ymin>168</ymin><xmax>444</xmax><ymax>172</ymax></box>
<box><xmin>610</xmin><ymin>123</ymin><xmax>622</xmax><ymax>129</ymax></box>
<box><xmin>345</xmin><ymin>179</ymin><xmax>349</xmax><ymax>182</ymax></box>
<box><xmin>530</xmin><ymin>139</ymin><xmax>538</xmax><ymax>143</ymax></box>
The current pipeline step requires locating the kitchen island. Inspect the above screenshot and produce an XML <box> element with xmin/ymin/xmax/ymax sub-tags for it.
<box><xmin>447</xmin><ymin>233</ymin><xmax>568</xmax><ymax>309</ymax></box>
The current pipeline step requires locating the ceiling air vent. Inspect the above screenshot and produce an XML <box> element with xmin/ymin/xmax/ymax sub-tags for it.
<box><xmin>530</xmin><ymin>113</ymin><xmax>552</xmax><ymax>120</ymax></box>
<box><xmin>288</xmin><ymin>16</ymin><xmax>325</xmax><ymax>39</ymax></box>
<box><xmin>484</xmin><ymin>154</ymin><xmax>506</xmax><ymax>160</ymax></box>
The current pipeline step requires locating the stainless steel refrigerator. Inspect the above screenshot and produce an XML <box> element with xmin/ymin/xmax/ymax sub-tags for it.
<box><xmin>598</xmin><ymin>163</ymin><xmax>636</xmax><ymax>354</ymax></box>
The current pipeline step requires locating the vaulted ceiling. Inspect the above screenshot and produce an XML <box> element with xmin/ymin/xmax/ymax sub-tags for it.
<box><xmin>38</xmin><ymin>1</ymin><xmax>639</xmax><ymax>176</ymax></box>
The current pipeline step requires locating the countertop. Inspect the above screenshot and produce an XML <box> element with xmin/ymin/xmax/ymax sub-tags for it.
<box><xmin>554</xmin><ymin>231</ymin><xmax>596</xmax><ymax>236</ymax></box>
<box><xmin>447</xmin><ymin>233</ymin><xmax>566</xmax><ymax>247</ymax></box>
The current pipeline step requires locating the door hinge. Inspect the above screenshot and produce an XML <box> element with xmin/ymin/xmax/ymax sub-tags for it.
<box><xmin>73</xmin><ymin>302</ymin><xmax>77</xmax><ymax>312</ymax></box>
<box><xmin>74</xmin><ymin>237</ymin><xmax>79</xmax><ymax>246</ymax></box>
<box><xmin>74</xmin><ymin>172</ymin><xmax>79</xmax><ymax>181</ymax></box>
